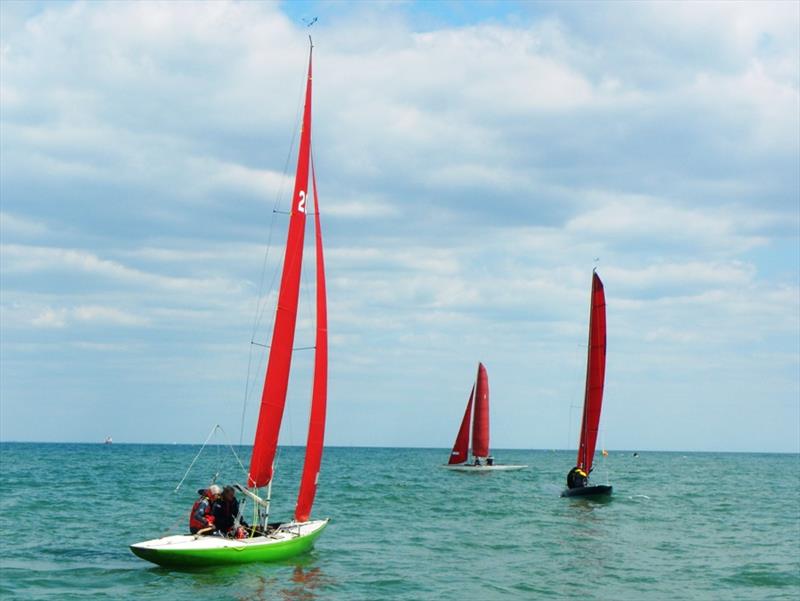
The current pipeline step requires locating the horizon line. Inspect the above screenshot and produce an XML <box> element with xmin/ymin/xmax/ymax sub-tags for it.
<box><xmin>0</xmin><ymin>440</ymin><xmax>797</xmax><ymax>455</ymax></box>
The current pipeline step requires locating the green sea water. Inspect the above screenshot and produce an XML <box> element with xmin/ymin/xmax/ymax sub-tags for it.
<box><xmin>0</xmin><ymin>443</ymin><xmax>798</xmax><ymax>600</ymax></box>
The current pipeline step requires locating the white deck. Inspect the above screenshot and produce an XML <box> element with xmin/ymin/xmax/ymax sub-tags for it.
<box><xmin>441</xmin><ymin>464</ymin><xmax>528</xmax><ymax>472</ymax></box>
<box><xmin>131</xmin><ymin>519</ymin><xmax>328</xmax><ymax>552</ymax></box>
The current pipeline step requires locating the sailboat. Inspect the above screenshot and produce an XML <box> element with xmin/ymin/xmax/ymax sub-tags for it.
<box><xmin>561</xmin><ymin>270</ymin><xmax>612</xmax><ymax>498</ymax></box>
<box><xmin>131</xmin><ymin>39</ymin><xmax>329</xmax><ymax>567</ymax></box>
<box><xmin>442</xmin><ymin>363</ymin><xmax>527</xmax><ymax>472</ymax></box>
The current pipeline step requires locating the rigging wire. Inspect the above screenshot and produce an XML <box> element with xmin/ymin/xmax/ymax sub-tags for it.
<box><xmin>566</xmin><ymin>341</ymin><xmax>584</xmax><ymax>451</ymax></box>
<box><xmin>163</xmin><ymin>425</ymin><xmax>250</xmax><ymax>536</ymax></box>
<box><xmin>216</xmin><ymin>423</ymin><xmax>249</xmax><ymax>479</ymax></box>
<box><xmin>239</xmin><ymin>60</ymin><xmax>310</xmax><ymax>447</ymax></box>
<box><xmin>175</xmin><ymin>424</ymin><xmax>220</xmax><ymax>493</ymax></box>
<box><xmin>600</xmin><ymin>427</ymin><xmax>610</xmax><ymax>485</ymax></box>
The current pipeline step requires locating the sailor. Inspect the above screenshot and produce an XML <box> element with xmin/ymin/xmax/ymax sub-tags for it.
<box><xmin>473</xmin><ymin>457</ymin><xmax>481</xmax><ymax>466</ymax></box>
<box><xmin>566</xmin><ymin>467</ymin><xmax>589</xmax><ymax>489</ymax></box>
<box><xmin>189</xmin><ymin>484</ymin><xmax>221</xmax><ymax>534</ymax></box>
<box><xmin>486</xmin><ymin>456</ymin><xmax>494</xmax><ymax>466</ymax></box>
<box><xmin>213</xmin><ymin>485</ymin><xmax>248</xmax><ymax>536</ymax></box>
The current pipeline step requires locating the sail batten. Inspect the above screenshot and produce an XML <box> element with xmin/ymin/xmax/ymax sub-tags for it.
<box><xmin>448</xmin><ymin>385</ymin><xmax>474</xmax><ymax>464</ymax></box>
<box><xmin>295</xmin><ymin>154</ymin><xmax>327</xmax><ymax>522</ymax></box>
<box><xmin>249</xmin><ymin>49</ymin><xmax>314</xmax><ymax>489</ymax></box>
<box><xmin>576</xmin><ymin>272</ymin><xmax>607</xmax><ymax>475</ymax></box>
<box><xmin>472</xmin><ymin>363</ymin><xmax>490</xmax><ymax>458</ymax></box>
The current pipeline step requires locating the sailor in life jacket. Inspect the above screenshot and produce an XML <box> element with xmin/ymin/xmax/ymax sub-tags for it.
<box><xmin>566</xmin><ymin>467</ymin><xmax>589</xmax><ymax>489</ymax></box>
<box><xmin>189</xmin><ymin>484</ymin><xmax>222</xmax><ymax>534</ymax></box>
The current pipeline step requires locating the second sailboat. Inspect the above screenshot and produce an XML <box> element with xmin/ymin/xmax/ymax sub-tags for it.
<box><xmin>443</xmin><ymin>363</ymin><xmax>527</xmax><ymax>472</ymax></box>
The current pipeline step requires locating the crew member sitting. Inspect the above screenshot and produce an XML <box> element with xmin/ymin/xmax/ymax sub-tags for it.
<box><xmin>213</xmin><ymin>485</ymin><xmax>248</xmax><ymax>536</ymax></box>
<box><xmin>189</xmin><ymin>484</ymin><xmax>221</xmax><ymax>534</ymax></box>
<box><xmin>566</xmin><ymin>467</ymin><xmax>589</xmax><ymax>489</ymax></box>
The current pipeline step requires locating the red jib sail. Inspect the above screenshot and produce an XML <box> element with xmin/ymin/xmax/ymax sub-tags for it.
<box><xmin>472</xmin><ymin>363</ymin><xmax>490</xmax><ymax>458</ymax></box>
<box><xmin>295</xmin><ymin>156</ymin><xmax>327</xmax><ymax>522</ymax></box>
<box><xmin>249</xmin><ymin>48</ymin><xmax>313</xmax><ymax>488</ymax></box>
<box><xmin>448</xmin><ymin>385</ymin><xmax>474</xmax><ymax>464</ymax></box>
<box><xmin>576</xmin><ymin>271</ymin><xmax>607</xmax><ymax>475</ymax></box>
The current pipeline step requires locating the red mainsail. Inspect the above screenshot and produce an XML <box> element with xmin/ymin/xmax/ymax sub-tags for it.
<box><xmin>576</xmin><ymin>272</ymin><xmax>607</xmax><ymax>475</ymax></box>
<box><xmin>249</xmin><ymin>49</ymin><xmax>313</xmax><ymax>488</ymax></box>
<box><xmin>472</xmin><ymin>363</ymin><xmax>490</xmax><ymax>458</ymax></box>
<box><xmin>448</xmin><ymin>385</ymin><xmax>474</xmax><ymax>464</ymax></box>
<box><xmin>295</xmin><ymin>157</ymin><xmax>327</xmax><ymax>522</ymax></box>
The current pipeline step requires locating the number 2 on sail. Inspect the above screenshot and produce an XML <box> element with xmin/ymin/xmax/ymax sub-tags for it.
<box><xmin>297</xmin><ymin>190</ymin><xmax>307</xmax><ymax>213</ymax></box>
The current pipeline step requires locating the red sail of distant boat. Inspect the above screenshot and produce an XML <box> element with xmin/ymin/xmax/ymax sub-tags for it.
<box><xmin>576</xmin><ymin>271</ymin><xmax>607</xmax><ymax>475</ymax></box>
<box><xmin>295</xmin><ymin>157</ymin><xmax>327</xmax><ymax>522</ymax></box>
<box><xmin>249</xmin><ymin>48</ymin><xmax>313</xmax><ymax>489</ymax></box>
<box><xmin>448</xmin><ymin>385</ymin><xmax>474</xmax><ymax>464</ymax></box>
<box><xmin>472</xmin><ymin>363</ymin><xmax>490</xmax><ymax>458</ymax></box>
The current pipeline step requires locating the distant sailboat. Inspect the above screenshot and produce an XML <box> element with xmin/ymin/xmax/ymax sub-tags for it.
<box><xmin>131</xmin><ymin>38</ymin><xmax>330</xmax><ymax>566</ymax></box>
<box><xmin>104</xmin><ymin>436</ymin><xmax>112</xmax><ymax>445</ymax></box>
<box><xmin>562</xmin><ymin>270</ymin><xmax>612</xmax><ymax>498</ymax></box>
<box><xmin>442</xmin><ymin>363</ymin><xmax>527</xmax><ymax>472</ymax></box>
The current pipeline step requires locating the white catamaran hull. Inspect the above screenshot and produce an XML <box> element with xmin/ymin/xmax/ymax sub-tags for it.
<box><xmin>442</xmin><ymin>464</ymin><xmax>527</xmax><ymax>472</ymax></box>
<box><xmin>130</xmin><ymin>519</ymin><xmax>329</xmax><ymax>567</ymax></box>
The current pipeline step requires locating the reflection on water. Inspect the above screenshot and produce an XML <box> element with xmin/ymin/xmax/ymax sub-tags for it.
<box><xmin>282</xmin><ymin>566</ymin><xmax>328</xmax><ymax>601</ymax></box>
<box><xmin>556</xmin><ymin>494</ymin><xmax>617</xmax><ymax>582</ymax></box>
<box><xmin>235</xmin><ymin>562</ymin><xmax>333</xmax><ymax>601</ymax></box>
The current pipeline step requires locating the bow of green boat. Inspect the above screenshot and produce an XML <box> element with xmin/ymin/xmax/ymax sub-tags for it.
<box><xmin>130</xmin><ymin>519</ymin><xmax>329</xmax><ymax>567</ymax></box>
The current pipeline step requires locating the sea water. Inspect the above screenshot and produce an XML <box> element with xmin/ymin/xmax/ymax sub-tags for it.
<box><xmin>0</xmin><ymin>443</ymin><xmax>798</xmax><ymax>600</ymax></box>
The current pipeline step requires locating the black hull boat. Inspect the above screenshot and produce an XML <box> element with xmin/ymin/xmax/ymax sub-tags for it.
<box><xmin>562</xmin><ymin>271</ymin><xmax>613</xmax><ymax>499</ymax></box>
<box><xmin>561</xmin><ymin>485</ymin><xmax>612</xmax><ymax>498</ymax></box>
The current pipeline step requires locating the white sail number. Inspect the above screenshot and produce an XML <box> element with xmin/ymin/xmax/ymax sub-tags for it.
<box><xmin>297</xmin><ymin>190</ymin><xmax>307</xmax><ymax>214</ymax></box>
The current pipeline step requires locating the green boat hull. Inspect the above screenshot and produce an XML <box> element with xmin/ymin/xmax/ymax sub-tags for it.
<box><xmin>130</xmin><ymin>520</ymin><xmax>328</xmax><ymax>568</ymax></box>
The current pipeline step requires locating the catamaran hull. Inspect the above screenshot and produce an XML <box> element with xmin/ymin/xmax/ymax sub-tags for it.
<box><xmin>561</xmin><ymin>485</ymin><xmax>612</xmax><ymax>498</ymax></box>
<box><xmin>130</xmin><ymin>519</ymin><xmax>328</xmax><ymax>567</ymax></box>
<box><xmin>442</xmin><ymin>464</ymin><xmax>527</xmax><ymax>472</ymax></box>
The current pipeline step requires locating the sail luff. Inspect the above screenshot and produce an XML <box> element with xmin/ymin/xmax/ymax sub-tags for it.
<box><xmin>295</xmin><ymin>154</ymin><xmax>327</xmax><ymax>522</ymax></box>
<box><xmin>576</xmin><ymin>272</ymin><xmax>607</xmax><ymax>474</ymax></box>
<box><xmin>472</xmin><ymin>362</ymin><xmax>490</xmax><ymax>458</ymax></box>
<box><xmin>448</xmin><ymin>384</ymin><xmax>474</xmax><ymax>464</ymax></box>
<box><xmin>248</xmin><ymin>49</ymin><xmax>313</xmax><ymax>488</ymax></box>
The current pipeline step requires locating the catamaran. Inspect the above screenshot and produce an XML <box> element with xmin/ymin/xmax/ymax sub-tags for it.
<box><xmin>131</xmin><ymin>39</ymin><xmax>329</xmax><ymax>566</ymax></box>
<box><xmin>443</xmin><ymin>363</ymin><xmax>527</xmax><ymax>472</ymax></box>
<box><xmin>561</xmin><ymin>270</ymin><xmax>612</xmax><ymax>498</ymax></box>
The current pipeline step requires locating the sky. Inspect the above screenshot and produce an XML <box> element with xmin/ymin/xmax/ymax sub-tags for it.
<box><xmin>1</xmin><ymin>0</ymin><xmax>798</xmax><ymax>453</ymax></box>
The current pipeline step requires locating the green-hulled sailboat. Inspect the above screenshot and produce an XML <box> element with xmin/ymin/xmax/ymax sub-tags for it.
<box><xmin>131</xmin><ymin>38</ymin><xmax>329</xmax><ymax>567</ymax></box>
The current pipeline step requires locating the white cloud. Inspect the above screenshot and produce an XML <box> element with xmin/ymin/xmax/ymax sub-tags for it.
<box><xmin>0</xmin><ymin>211</ymin><xmax>50</xmax><ymax>237</ymax></box>
<box><xmin>1</xmin><ymin>244</ymin><xmax>246</xmax><ymax>295</ymax></box>
<box><xmin>72</xmin><ymin>305</ymin><xmax>149</xmax><ymax>326</ymax></box>
<box><xmin>30</xmin><ymin>307</ymin><xmax>66</xmax><ymax>328</ymax></box>
<box><xmin>0</xmin><ymin>1</ymin><xmax>796</xmax><ymax>450</ymax></box>
<box><xmin>565</xmin><ymin>193</ymin><xmax>778</xmax><ymax>255</ymax></box>
<box><xmin>27</xmin><ymin>305</ymin><xmax>148</xmax><ymax>328</ymax></box>
<box><xmin>324</xmin><ymin>198</ymin><xmax>399</xmax><ymax>219</ymax></box>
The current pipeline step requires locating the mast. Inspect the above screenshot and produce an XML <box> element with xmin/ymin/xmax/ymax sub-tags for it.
<box><xmin>576</xmin><ymin>271</ymin><xmax>607</xmax><ymax>475</ymax></box>
<box><xmin>249</xmin><ymin>43</ymin><xmax>313</xmax><ymax>490</ymax></box>
<box><xmin>448</xmin><ymin>385</ymin><xmax>474</xmax><ymax>464</ymax></box>
<box><xmin>295</xmin><ymin>152</ymin><xmax>327</xmax><ymax>523</ymax></box>
<box><xmin>472</xmin><ymin>363</ymin><xmax>490</xmax><ymax>459</ymax></box>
